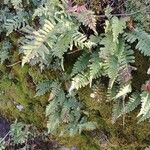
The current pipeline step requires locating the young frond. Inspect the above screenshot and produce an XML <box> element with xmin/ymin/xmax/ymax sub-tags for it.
<box><xmin>124</xmin><ymin>28</ymin><xmax>150</xmax><ymax>56</ymax></box>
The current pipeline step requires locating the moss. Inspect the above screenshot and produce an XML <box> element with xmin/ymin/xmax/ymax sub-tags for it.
<box><xmin>56</xmin><ymin>133</ymin><xmax>99</xmax><ymax>150</ymax></box>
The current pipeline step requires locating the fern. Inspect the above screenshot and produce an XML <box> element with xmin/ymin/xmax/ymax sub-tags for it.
<box><xmin>124</xmin><ymin>28</ymin><xmax>150</xmax><ymax>56</ymax></box>
<box><xmin>11</xmin><ymin>0</ymin><xmax>22</xmax><ymax>9</ymax></box>
<box><xmin>72</xmin><ymin>31</ymin><xmax>95</xmax><ymax>49</ymax></box>
<box><xmin>35</xmin><ymin>80</ymin><xmax>52</xmax><ymax>97</ymax></box>
<box><xmin>71</xmin><ymin>52</ymin><xmax>90</xmax><ymax>76</ymax></box>
<box><xmin>69</xmin><ymin>71</ymin><xmax>90</xmax><ymax>92</ymax></box>
<box><xmin>89</xmin><ymin>52</ymin><xmax>103</xmax><ymax>86</ymax></box>
<box><xmin>145</xmin><ymin>147</ymin><xmax>150</xmax><ymax>150</ymax></box>
<box><xmin>35</xmin><ymin>80</ymin><xmax>60</xmax><ymax>97</ymax></box>
<box><xmin>111</xmin><ymin>16</ymin><xmax>126</xmax><ymax>43</ymax></box>
<box><xmin>46</xmin><ymin>82</ymin><xmax>96</xmax><ymax>136</ymax></box>
<box><xmin>21</xmin><ymin>19</ymin><xmax>54</xmax><ymax>66</ymax></box>
<box><xmin>10</xmin><ymin>120</ymin><xmax>29</xmax><ymax>145</ymax></box>
<box><xmin>5</xmin><ymin>11</ymin><xmax>28</xmax><ymax>36</ymax></box>
<box><xmin>114</xmin><ymin>84</ymin><xmax>132</xmax><ymax>99</ymax></box>
<box><xmin>118</xmin><ymin>42</ymin><xmax>135</xmax><ymax>83</ymax></box>
<box><xmin>123</xmin><ymin>92</ymin><xmax>141</xmax><ymax>114</ymax></box>
<box><xmin>75</xmin><ymin>10</ymin><xmax>97</xmax><ymax>33</ymax></box>
<box><xmin>0</xmin><ymin>40</ymin><xmax>12</xmax><ymax>64</ymax></box>
<box><xmin>112</xmin><ymin>99</ymin><xmax>123</xmax><ymax>123</ymax></box>
<box><xmin>138</xmin><ymin>91</ymin><xmax>150</xmax><ymax>122</ymax></box>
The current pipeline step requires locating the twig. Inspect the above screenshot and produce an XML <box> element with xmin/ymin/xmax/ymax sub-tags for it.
<box><xmin>6</xmin><ymin>61</ymin><xmax>22</xmax><ymax>67</ymax></box>
<box><xmin>0</xmin><ymin>131</ymin><xmax>10</xmax><ymax>143</ymax></box>
<box><xmin>95</xmin><ymin>5</ymin><xmax>150</xmax><ymax>18</ymax></box>
<box><xmin>67</xmin><ymin>49</ymin><xmax>81</xmax><ymax>54</ymax></box>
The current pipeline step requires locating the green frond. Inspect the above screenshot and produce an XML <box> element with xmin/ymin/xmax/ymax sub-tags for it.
<box><xmin>78</xmin><ymin>122</ymin><xmax>97</xmax><ymax>134</ymax></box>
<box><xmin>11</xmin><ymin>0</ymin><xmax>22</xmax><ymax>9</ymax></box>
<box><xmin>0</xmin><ymin>40</ymin><xmax>12</xmax><ymax>64</ymax></box>
<box><xmin>111</xmin><ymin>16</ymin><xmax>126</xmax><ymax>43</ymax></box>
<box><xmin>105</xmin><ymin>55</ymin><xmax>119</xmax><ymax>88</ymax></box>
<box><xmin>5</xmin><ymin>11</ymin><xmax>28</xmax><ymax>36</ymax></box>
<box><xmin>100</xmin><ymin>33</ymin><xmax>117</xmax><ymax>56</ymax></box>
<box><xmin>35</xmin><ymin>80</ymin><xmax>60</xmax><ymax>97</ymax></box>
<box><xmin>124</xmin><ymin>28</ymin><xmax>150</xmax><ymax>56</ymax></box>
<box><xmin>72</xmin><ymin>31</ymin><xmax>96</xmax><ymax>49</ymax></box>
<box><xmin>75</xmin><ymin>10</ymin><xmax>97</xmax><ymax>33</ymax></box>
<box><xmin>89</xmin><ymin>52</ymin><xmax>103</xmax><ymax>86</ymax></box>
<box><xmin>114</xmin><ymin>84</ymin><xmax>131</xmax><ymax>99</ymax></box>
<box><xmin>138</xmin><ymin>91</ymin><xmax>150</xmax><ymax>122</ymax></box>
<box><xmin>46</xmin><ymin>85</ymin><xmax>95</xmax><ymax>136</ymax></box>
<box><xmin>71</xmin><ymin>52</ymin><xmax>90</xmax><ymax>76</ymax></box>
<box><xmin>112</xmin><ymin>99</ymin><xmax>123</xmax><ymax>123</ymax></box>
<box><xmin>70</xmin><ymin>71</ymin><xmax>90</xmax><ymax>91</ymax></box>
<box><xmin>35</xmin><ymin>80</ymin><xmax>52</xmax><ymax>97</ymax></box>
<box><xmin>123</xmin><ymin>92</ymin><xmax>141</xmax><ymax>114</ymax></box>
<box><xmin>51</xmin><ymin>30</ymin><xmax>73</xmax><ymax>59</ymax></box>
<box><xmin>21</xmin><ymin>19</ymin><xmax>54</xmax><ymax>66</ymax></box>
<box><xmin>145</xmin><ymin>147</ymin><xmax>150</xmax><ymax>150</ymax></box>
<box><xmin>118</xmin><ymin>42</ymin><xmax>135</xmax><ymax>83</ymax></box>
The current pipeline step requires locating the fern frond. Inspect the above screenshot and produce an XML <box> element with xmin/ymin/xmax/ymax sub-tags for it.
<box><xmin>105</xmin><ymin>55</ymin><xmax>119</xmax><ymax>88</ymax></box>
<box><xmin>11</xmin><ymin>0</ymin><xmax>22</xmax><ymax>9</ymax></box>
<box><xmin>21</xmin><ymin>19</ymin><xmax>54</xmax><ymax>66</ymax></box>
<box><xmin>75</xmin><ymin>10</ymin><xmax>97</xmax><ymax>33</ymax></box>
<box><xmin>114</xmin><ymin>84</ymin><xmax>131</xmax><ymax>99</ymax></box>
<box><xmin>72</xmin><ymin>31</ymin><xmax>95</xmax><ymax>49</ymax></box>
<box><xmin>112</xmin><ymin>99</ymin><xmax>123</xmax><ymax>123</ymax></box>
<box><xmin>5</xmin><ymin>11</ymin><xmax>28</xmax><ymax>36</ymax></box>
<box><xmin>138</xmin><ymin>91</ymin><xmax>150</xmax><ymax>122</ymax></box>
<box><xmin>118</xmin><ymin>42</ymin><xmax>135</xmax><ymax>83</ymax></box>
<box><xmin>145</xmin><ymin>147</ymin><xmax>150</xmax><ymax>150</ymax></box>
<box><xmin>51</xmin><ymin>31</ymin><xmax>73</xmax><ymax>59</ymax></box>
<box><xmin>89</xmin><ymin>52</ymin><xmax>103</xmax><ymax>86</ymax></box>
<box><xmin>35</xmin><ymin>80</ymin><xmax>61</xmax><ymax>97</ymax></box>
<box><xmin>111</xmin><ymin>16</ymin><xmax>126</xmax><ymax>43</ymax></box>
<box><xmin>78</xmin><ymin>122</ymin><xmax>97</xmax><ymax>134</ymax></box>
<box><xmin>123</xmin><ymin>92</ymin><xmax>141</xmax><ymax>114</ymax></box>
<box><xmin>69</xmin><ymin>71</ymin><xmax>90</xmax><ymax>93</ymax></box>
<box><xmin>124</xmin><ymin>28</ymin><xmax>150</xmax><ymax>56</ymax></box>
<box><xmin>100</xmin><ymin>33</ymin><xmax>117</xmax><ymax>56</ymax></box>
<box><xmin>35</xmin><ymin>80</ymin><xmax>52</xmax><ymax>97</ymax></box>
<box><xmin>71</xmin><ymin>52</ymin><xmax>90</xmax><ymax>76</ymax></box>
<box><xmin>0</xmin><ymin>40</ymin><xmax>12</xmax><ymax>64</ymax></box>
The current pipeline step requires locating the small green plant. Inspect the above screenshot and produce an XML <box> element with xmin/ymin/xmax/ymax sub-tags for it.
<box><xmin>10</xmin><ymin>120</ymin><xmax>29</xmax><ymax>145</ymax></box>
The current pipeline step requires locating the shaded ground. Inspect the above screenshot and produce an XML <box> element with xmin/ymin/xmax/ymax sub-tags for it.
<box><xmin>0</xmin><ymin>117</ymin><xmax>77</xmax><ymax>150</ymax></box>
<box><xmin>0</xmin><ymin>117</ymin><xmax>10</xmax><ymax>139</ymax></box>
